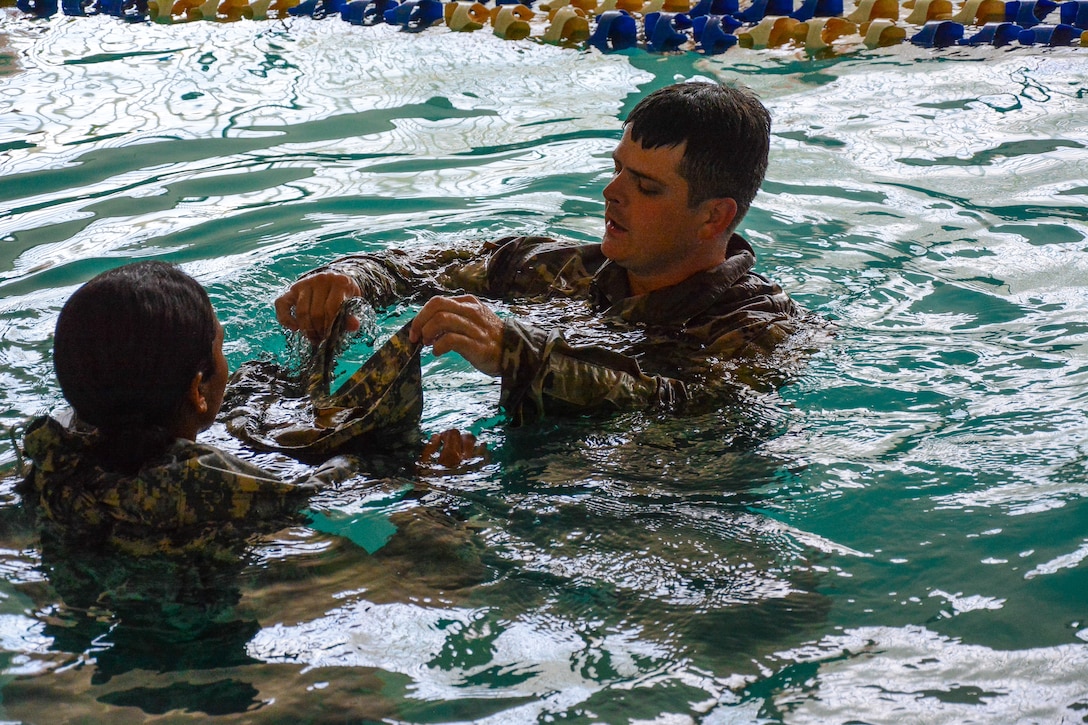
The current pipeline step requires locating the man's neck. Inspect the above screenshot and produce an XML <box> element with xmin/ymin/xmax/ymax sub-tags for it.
<box><xmin>625</xmin><ymin>252</ymin><xmax>728</xmax><ymax>297</ymax></box>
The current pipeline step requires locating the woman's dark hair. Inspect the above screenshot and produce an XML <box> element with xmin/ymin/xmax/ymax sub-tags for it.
<box><xmin>53</xmin><ymin>261</ymin><xmax>218</xmax><ymax>471</ymax></box>
<box><xmin>624</xmin><ymin>81</ymin><xmax>771</xmax><ymax>228</ymax></box>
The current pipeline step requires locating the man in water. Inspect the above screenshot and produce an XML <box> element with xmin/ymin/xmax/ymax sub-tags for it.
<box><xmin>275</xmin><ymin>81</ymin><xmax>806</xmax><ymax>424</ymax></box>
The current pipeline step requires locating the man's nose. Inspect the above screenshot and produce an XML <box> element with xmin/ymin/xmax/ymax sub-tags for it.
<box><xmin>603</xmin><ymin>173</ymin><xmax>624</xmax><ymax>203</ymax></box>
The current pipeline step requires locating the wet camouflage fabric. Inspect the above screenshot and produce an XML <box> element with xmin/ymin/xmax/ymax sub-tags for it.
<box><xmin>223</xmin><ymin>318</ymin><xmax>423</xmax><ymax>457</ymax></box>
<box><xmin>314</xmin><ymin>234</ymin><xmax>804</xmax><ymax>424</ymax></box>
<box><xmin>19</xmin><ymin>415</ymin><xmax>324</xmax><ymax>555</ymax></box>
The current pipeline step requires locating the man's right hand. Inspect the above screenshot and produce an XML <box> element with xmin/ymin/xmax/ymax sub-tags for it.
<box><xmin>274</xmin><ymin>272</ymin><xmax>362</xmax><ymax>342</ymax></box>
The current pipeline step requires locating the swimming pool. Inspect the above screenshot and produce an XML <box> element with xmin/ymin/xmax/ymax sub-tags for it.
<box><xmin>1</xmin><ymin>11</ymin><xmax>1087</xmax><ymax>723</ymax></box>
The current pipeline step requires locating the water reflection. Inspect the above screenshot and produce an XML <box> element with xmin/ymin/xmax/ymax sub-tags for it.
<box><xmin>744</xmin><ymin>625</ymin><xmax>1088</xmax><ymax>723</ymax></box>
<box><xmin>0</xmin><ymin>497</ymin><xmax>267</xmax><ymax>716</ymax></box>
<box><xmin>1</xmin><ymin>457</ymin><xmax>497</xmax><ymax>718</ymax></box>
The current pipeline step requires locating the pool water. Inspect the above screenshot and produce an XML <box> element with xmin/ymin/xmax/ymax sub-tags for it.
<box><xmin>2</xmin><ymin>12</ymin><xmax>1087</xmax><ymax>723</ymax></box>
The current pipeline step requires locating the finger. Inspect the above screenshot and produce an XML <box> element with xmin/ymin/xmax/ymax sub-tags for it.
<box><xmin>411</xmin><ymin>296</ymin><xmax>460</xmax><ymax>344</ymax></box>
<box><xmin>415</xmin><ymin>304</ymin><xmax>479</xmax><ymax>347</ymax></box>
<box><xmin>318</xmin><ymin>288</ymin><xmax>348</xmax><ymax>339</ymax></box>
<box><xmin>432</xmin><ymin>322</ymin><xmax>503</xmax><ymax>376</ymax></box>
<box><xmin>437</xmin><ymin>429</ymin><xmax>465</xmax><ymax>467</ymax></box>
<box><xmin>274</xmin><ymin>288</ymin><xmax>301</xmax><ymax>330</ymax></box>
<box><xmin>459</xmin><ymin>432</ymin><xmax>479</xmax><ymax>460</ymax></box>
<box><xmin>421</xmin><ymin>433</ymin><xmax>441</xmax><ymax>461</ymax></box>
<box><xmin>430</xmin><ymin>330</ymin><xmax>474</xmax><ymax>359</ymax></box>
<box><xmin>441</xmin><ymin>429</ymin><xmax>462</xmax><ymax>447</ymax></box>
<box><xmin>410</xmin><ymin>296</ymin><xmax>503</xmax><ymax>375</ymax></box>
<box><xmin>281</xmin><ymin>274</ymin><xmax>360</xmax><ymax>341</ymax></box>
<box><xmin>409</xmin><ymin>309</ymin><xmax>426</xmax><ymax>344</ymax></box>
<box><xmin>299</xmin><ymin>290</ymin><xmax>345</xmax><ymax>342</ymax></box>
<box><xmin>292</xmin><ymin>285</ymin><xmax>319</xmax><ymax>340</ymax></box>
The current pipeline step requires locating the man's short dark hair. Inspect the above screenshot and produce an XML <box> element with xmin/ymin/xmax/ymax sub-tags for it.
<box><xmin>624</xmin><ymin>81</ymin><xmax>771</xmax><ymax>226</ymax></box>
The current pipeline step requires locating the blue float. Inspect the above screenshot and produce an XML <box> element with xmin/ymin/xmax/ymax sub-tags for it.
<box><xmin>383</xmin><ymin>0</ymin><xmax>442</xmax><ymax>28</ymax></box>
<box><xmin>342</xmin><ymin>0</ymin><xmax>396</xmax><ymax>24</ymax></box>
<box><xmin>1017</xmin><ymin>22</ymin><xmax>1080</xmax><ymax>43</ymax></box>
<box><xmin>1059</xmin><ymin>0</ymin><xmax>1088</xmax><ymax>29</ymax></box>
<box><xmin>61</xmin><ymin>0</ymin><xmax>93</xmax><ymax>14</ymax></box>
<box><xmin>910</xmin><ymin>19</ymin><xmax>965</xmax><ymax>46</ymax></box>
<box><xmin>735</xmin><ymin>0</ymin><xmax>792</xmax><ymax>22</ymax></box>
<box><xmin>790</xmin><ymin>0</ymin><xmax>842</xmax><ymax>21</ymax></box>
<box><xmin>644</xmin><ymin>11</ymin><xmax>693</xmax><ymax>51</ymax></box>
<box><xmin>959</xmin><ymin>21</ymin><xmax>1023</xmax><ymax>44</ymax></box>
<box><xmin>102</xmin><ymin>0</ymin><xmax>148</xmax><ymax>19</ymax></box>
<box><xmin>290</xmin><ymin>0</ymin><xmax>346</xmax><ymax>18</ymax></box>
<box><xmin>589</xmin><ymin>10</ymin><xmax>639</xmax><ymax>51</ymax></box>
<box><xmin>1005</xmin><ymin>0</ymin><xmax>1057</xmax><ymax>28</ymax></box>
<box><xmin>17</xmin><ymin>0</ymin><xmax>58</xmax><ymax>16</ymax></box>
<box><xmin>688</xmin><ymin>0</ymin><xmax>739</xmax><ymax>17</ymax></box>
<box><xmin>692</xmin><ymin>14</ymin><xmax>740</xmax><ymax>53</ymax></box>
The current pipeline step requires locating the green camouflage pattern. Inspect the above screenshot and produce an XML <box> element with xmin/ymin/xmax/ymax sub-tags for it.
<box><xmin>18</xmin><ymin>415</ymin><xmax>323</xmax><ymax>555</ymax></box>
<box><xmin>310</xmin><ymin>235</ymin><xmax>808</xmax><ymax>424</ymax></box>
<box><xmin>223</xmin><ymin>319</ymin><xmax>423</xmax><ymax>457</ymax></box>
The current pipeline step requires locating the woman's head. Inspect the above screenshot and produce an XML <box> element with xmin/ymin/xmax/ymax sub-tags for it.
<box><xmin>54</xmin><ymin>261</ymin><xmax>226</xmax><ymax>444</ymax></box>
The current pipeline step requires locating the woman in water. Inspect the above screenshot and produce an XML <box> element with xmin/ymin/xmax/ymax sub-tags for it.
<box><xmin>19</xmin><ymin>260</ymin><xmax>474</xmax><ymax>553</ymax></box>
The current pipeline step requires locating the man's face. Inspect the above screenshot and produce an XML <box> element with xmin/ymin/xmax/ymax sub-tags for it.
<box><xmin>601</xmin><ymin>128</ymin><xmax>706</xmax><ymax>288</ymax></box>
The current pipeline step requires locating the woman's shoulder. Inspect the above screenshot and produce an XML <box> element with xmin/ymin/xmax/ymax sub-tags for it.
<box><xmin>162</xmin><ymin>438</ymin><xmax>274</xmax><ymax>477</ymax></box>
<box><xmin>152</xmin><ymin>438</ymin><xmax>313</xmax><ymax>501</ymax></box>
<box><xmin>23</xmin><ymin>419</ymin><xmax>300</xmax><ymax>525</ymax></box>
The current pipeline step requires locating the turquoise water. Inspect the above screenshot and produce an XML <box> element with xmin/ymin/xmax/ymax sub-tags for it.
<box><xmin>2</xmin><ymin>12</ymin><xmax>1088</xmax><ymax>723</ymax></box>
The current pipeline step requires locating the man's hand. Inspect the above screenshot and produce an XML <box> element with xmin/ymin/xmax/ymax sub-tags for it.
<box><xmin>274</xmin><ymin>272</ymin><xmax>362</xmax><ymax>342</ymax></box>
<box><xmin>410</xmin><ymin>295</ymin><xmax>505</xmax><ymax>376</ymax></box>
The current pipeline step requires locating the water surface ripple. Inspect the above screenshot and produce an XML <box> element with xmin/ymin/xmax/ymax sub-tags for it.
<box><xmin>1</xmin><ymin>14</ymin><xmax>1087</xmax><ymax>724</ymax></box>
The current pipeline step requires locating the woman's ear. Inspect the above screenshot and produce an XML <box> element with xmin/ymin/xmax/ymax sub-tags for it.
<box><xmin>171</xmin><ymin>372</ymin><xmax>210</xmax><ymax>442</ymax></box>
<box><xmin>187</xmin><ymin>371</ymin><xmax>208</xmax><ymax>415</ymax></box>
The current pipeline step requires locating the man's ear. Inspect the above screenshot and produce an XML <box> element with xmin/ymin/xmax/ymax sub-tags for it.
<box><xmin>187</xmin><ymin>372</ymin><xmax>208</xmax><ymax>415</ymax></box>
<box><xmin>698</xmin><ymin>197</ymin><xmax>739</xmax><ymax>242</ymax></box>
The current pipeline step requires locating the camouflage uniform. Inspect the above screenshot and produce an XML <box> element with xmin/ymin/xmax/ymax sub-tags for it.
<box><xmin>310</xmin><ymin>234</ymin><xmax>804</xmax><ymax>424</ymax></box>
<box><xmin>223</xmin><ymin>320</ymin><xmax>425</xmax><ymax>458</ymax></box>
<box><xmin>19</xmin><ymin>415</ymin><xmax>347</xmax><ymax>555</ymax></box>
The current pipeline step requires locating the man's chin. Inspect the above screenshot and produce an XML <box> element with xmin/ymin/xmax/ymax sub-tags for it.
<box><xmin>600</xmin><ymin>235</ymin><xmax>626</xmax><ymax>263</ymax></box>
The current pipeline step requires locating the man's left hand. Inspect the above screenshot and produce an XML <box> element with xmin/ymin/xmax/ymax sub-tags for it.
<box><xmin>410</xmin><ymin>295</ymin><xmax>504</xmax><ymax>377</ymax></box>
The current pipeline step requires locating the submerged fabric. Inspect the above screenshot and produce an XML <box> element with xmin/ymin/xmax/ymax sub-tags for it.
<box><xmin>223</xmin><ymin>319</ymin><xmax>424</xmax><ymax>457</ymax></box>
<box><xmin>19</xmin><ymin>415</ymin><xmax>316</xmax><ymax>555</ymax></box>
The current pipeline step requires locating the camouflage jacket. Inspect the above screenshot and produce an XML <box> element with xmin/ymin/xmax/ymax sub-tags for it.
<box><xmin>313</xmin><ymin>235</ymin><xmax>802</xmax><ymax>424</ymax></box>
<box><xmin>19</xmin><ymin>415</ymin><xmax>345</xmax><ymax>555</ymax></box>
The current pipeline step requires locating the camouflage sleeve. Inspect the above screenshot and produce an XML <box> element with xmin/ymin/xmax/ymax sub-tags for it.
<box><xmin>497</xmin><ymin>320</ymin><xmax>690</xmax><ymax>425</ymax></box>
<box><xmin>307</xmin><ymin>238</ymin><xmax>527</xmax><ymax>308</ymax></box>
<box><xmin>303</xmin><ymin>236</ymin><xmax>570</xmax><ymax>308</ymax></box>
<box><xmin>188</xmin><ymin>450</ymin><xmax>362</xmax><ymax>503</ymax></box>
<box><xmin>308</xmin><ymin>248</ymin><xmax>476</xmax><ymax>309</ymax></box>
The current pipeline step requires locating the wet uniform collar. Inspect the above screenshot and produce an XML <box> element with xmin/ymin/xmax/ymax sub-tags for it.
<box><xmin>590</xmin><ymin>233</ymin><xmax>757</xmax><ymax>326</ymax></box>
